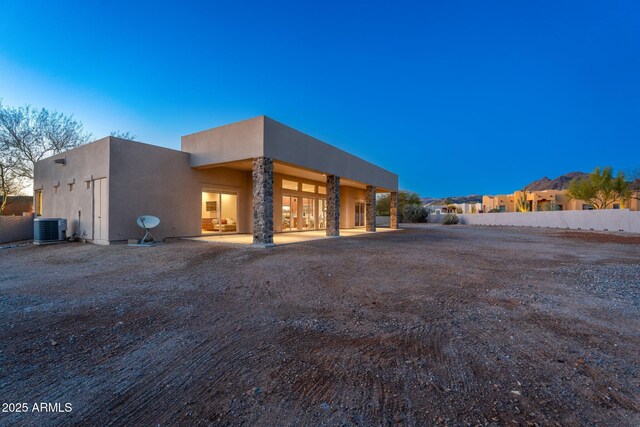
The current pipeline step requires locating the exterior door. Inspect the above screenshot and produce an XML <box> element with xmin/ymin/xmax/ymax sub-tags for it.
<box><xmin>301</xmin><ymin>197</ymin><xmax>314</xmax><ymax>230</ymax></box>
<box><xmin>355</xmin><ymin>201</ymin><xmax>365</xmax><ymax>227</ymax></box>
<box><xmin>202</xmin><ymin>190</ymin><xmax>238</xmax><ymax>233</ymax></box>
<box><xmin>93</xmin><ymin>178</ymin><xmax>108</xmax><ymax>241</ymax></box>
<box><xmin>282</xmin><ymin>195</ymin><xmax>298</xmax><ymax>231</ymax></box>
<box><xmin>318</xmin><ymin>198</ymin><xmax>326</xmax><ymax>229</ymax></box>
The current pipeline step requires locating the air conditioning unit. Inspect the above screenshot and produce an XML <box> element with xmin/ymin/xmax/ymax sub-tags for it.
<box><xmin>34</xmin><ymin>218</ymin><xmax>67</xmax><ymax>244</ymax></box>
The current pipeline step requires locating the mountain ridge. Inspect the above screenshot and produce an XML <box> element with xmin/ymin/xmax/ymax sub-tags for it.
<box><xmin>422</xmin><ymin>172</ymin><xmax>590</xmax><ymax>204</ymax></box>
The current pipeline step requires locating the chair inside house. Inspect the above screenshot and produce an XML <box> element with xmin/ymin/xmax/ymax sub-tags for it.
<box><xmin>201</xmin><ymin>217</ymin><xmax>237</xmax><ymax>232</ymax></box>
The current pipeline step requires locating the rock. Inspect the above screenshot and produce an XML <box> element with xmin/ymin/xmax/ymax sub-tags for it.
<box><xmin>246</xmin><ymin>387</ymin><xmax>261</xmax><ymax>396</ymax></box>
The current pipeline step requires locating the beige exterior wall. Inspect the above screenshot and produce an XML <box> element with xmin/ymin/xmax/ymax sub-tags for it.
<box><xmin>339</xmin><ymin>186</ymin><xmax>367</xmax><ymax>228</ymax></box>
<box><xmin>263</xmin><ymin>117</ymin><xmax>397</xmax><ymax>191</ymax></box>
<box><xmin>181</xmin><ymin>117</ymin><xmax>264</xmax><ymax>167</ymax></box>
<box><xmin>34</xmin><ymin>137</ymin><xmax>254</xmax><ymax>243</ymax></box>
<box><xmin>33</xmin><ymin>138</ymin><xmax>110</xmax><ymax>242</ymax></box>
<box><xmin>183</xmin><ymin>116</ymin><xmax>398</xmax><ymax>192</ymax></box>
<box><xmin>107</xmin><ymin>138</ymin><xmax>253</xmax><ymax>242</ymax></box>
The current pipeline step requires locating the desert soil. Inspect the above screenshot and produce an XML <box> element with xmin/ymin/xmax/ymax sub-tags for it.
<box><xmin>1</xmin><ymin>225</ymin><xmax>639</xmax><ymax>426</ymax></box>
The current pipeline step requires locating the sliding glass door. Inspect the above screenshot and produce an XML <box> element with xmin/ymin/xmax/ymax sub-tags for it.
<box><xmin>202</xmin><ymin>190</ymin><xmax>238</xmax><ymax>233</ymax></box>
<box><xmin>354</xmin><ymin>201</ymin><xmax>365</xmax><ymax>227</ymax></box>
<box><xmin>318</xmin><ymin>198</ymin><xmax>326</xmax><ymax>229</ymax></box>
<box><xmin>301</xmin><ymin>197</ymin><xmax>315</xmax><ymax>230</ymax></box>
<box><xmin>282</xmin><ymin>195</ymin><xmax>298</xmax><ymax>231</ymax></box>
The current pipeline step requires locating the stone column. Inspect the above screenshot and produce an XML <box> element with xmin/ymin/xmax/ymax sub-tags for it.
<box><xmin>366</xmin><ymin>185</ymin><xmax>376</xmax><ymax>232</ymax></box>
<box><xmin>326</xmin><ymin>175</ymin><xmax>340</xmax><ymax>236</ymax></box>
<box><xmin>252</xmin><ymin>157</ymin><xmax>274</xmax><ymax>246</ymax></box>
<box><xmin>390</xmin><ymin>192</ymin><xmax>398</xmax><ymax>229</ymax></box>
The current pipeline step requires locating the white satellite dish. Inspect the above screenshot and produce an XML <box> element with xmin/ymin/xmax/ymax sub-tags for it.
<box><xmin>136</xmin><ymin>215</ymin><xmax>160</xmax><ymax>244</ymax></box>
<box><xmin>137</xmin><ymin>215</ymin><xmax>160</xmax><ymax>229</ymax></box>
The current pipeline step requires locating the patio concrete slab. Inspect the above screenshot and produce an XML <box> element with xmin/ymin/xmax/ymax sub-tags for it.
<box><xmin>183</xmin><ymin>227</ymin><xmax>399</xmax><ymax>246</ymax></box>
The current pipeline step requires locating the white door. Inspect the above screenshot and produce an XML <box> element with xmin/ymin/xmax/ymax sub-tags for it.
<box><xmin>93</xmin><ymin>178</ymin><xmax>108</xmax><ymax>241</ymax></box>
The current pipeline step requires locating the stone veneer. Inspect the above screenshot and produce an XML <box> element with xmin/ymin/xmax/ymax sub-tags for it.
<box><xmin>390</xmin><ymin>192</ymin><xmax>398</xmax><ymax>229</ymax></box>
<box><xmin>326</xmin><ymin>175</ymin><xmax>340</xmax><ymax>236</ymax></box>
<box><xmin>252</xmin><ymin>157</ymin><xmax>274</xmax><ymax>245</ymax></box>
<box><xmin>366</xmin><ymin>185</ymin><xmax>376</xmax><ymax>232</ymax></box>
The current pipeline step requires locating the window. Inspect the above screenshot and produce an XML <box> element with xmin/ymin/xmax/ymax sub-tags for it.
<box><xmin>317</xmin><ymin>186</ymin><xmax>326</xmax><ymax>195</ymax></box>
<box><xmin>355</xmin><ymin>202</ymin><xmax>365</xmax><ymax>227</ymax></box>
<box><xmin>499</xmin><ymin>205</ymin><xmax>506</xmax><ymax>212</ymax></box>
<box><xmin>582</xmin><ymin>204</ymin><xmax>594</xmax><ymax>210</ymax></box>
<box><xmin>557</xmin><ymin>205</ymin><xmax>563</xmax><ymax>211</ymax></box>
<box><xmin>201</xmin><ymin>190</ymin><xmax>238</xmax><ymax>234</ymax></box>
<box><xmin>282</xmin><ymin>195</ymin><xmax>298</xmax><ymax>231</ymax></box>
<box><xmin>318</xmin><ymin>199</ymin><xmax>326</xmax><ymax>229</ymax></box>
<box><xmin>301</xmin><ymin>183</ymin><xmax>315</xmax><ymax>193</ymax></box>
<box><xmin>301</xmin><ymin>197</ymin><xmax>315</xmax><ymax>229</ymax></box>
<box><xmin>282</xmin><ymin>179</ymin><xmax>298</xmax><ymax>191</ymax></box>
<box><xmin>613</xmin><ymin>204</ymin><xmax>620</xmax><ymax>209</ymax></box>
<box><xmin>35</xmin><ymin>190</ymin><xmax>43</xmax><ymax>216</ymax></box>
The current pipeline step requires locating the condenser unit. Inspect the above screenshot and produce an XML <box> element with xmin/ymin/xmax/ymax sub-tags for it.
<box><xmin>34</xmin><ymin>218</ymin><xmax>67</xmax><ymax>244</ymax></box>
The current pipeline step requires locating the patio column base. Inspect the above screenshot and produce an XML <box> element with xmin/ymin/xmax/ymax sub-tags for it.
<box><xmin>366</xmin><ymin>185</ymin><xmax>376</xmax><ymax>232</ymax></box>
<box><xmin>326</xmin><ymin>175</ymin><xmax>340</xmax><ymax>236</ymax></box>
<box><xmin>390</xmin><ymin>192</ymin><xmax>398</xmax><ymax>229</ymax></box>
<box><xmin>252</xmin><ymin>157</ymin><xmax>274</xmax><ymax>245</ymax></box>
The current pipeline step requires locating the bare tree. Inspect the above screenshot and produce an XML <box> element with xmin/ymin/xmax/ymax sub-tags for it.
<box><xmin>0</xmin><ymin>102</ymin><xmax>92</xmax><ymax>181</ymax></box>
<box><xmin>0</xmin><ymin>158</ymin><xmax>22</xmax><ymax>214</ymax></box>
<box><xmin>0</xmin><ymin>115</ymin><xmax>23</xmax><ymax>213</ymax></box>
<box><xmin>110</xmin><ymin>130</ymin><xmax>137</xmax><ymax>140</ymax></box>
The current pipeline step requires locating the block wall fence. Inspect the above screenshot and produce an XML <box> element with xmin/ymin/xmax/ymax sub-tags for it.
<box><xmin>458</xmin><ymin>209</ymin><xmax>640</xmax><ymax>233</ymax></box>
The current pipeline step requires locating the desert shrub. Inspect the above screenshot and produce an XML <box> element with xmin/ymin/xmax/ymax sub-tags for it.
<box><xmin>442</xmin><ymin>213</ymin><xmax>459</xmax><ymax>225</ymax></box>
<box><xmin>488</xmin><ymin>208</ymin><xmax>500</xmax><ymax>213</ymax></box>
<box><xmin>401</xmin><ymin>204</ymin><xmax>428</xmax><ymax>223</ymax></box>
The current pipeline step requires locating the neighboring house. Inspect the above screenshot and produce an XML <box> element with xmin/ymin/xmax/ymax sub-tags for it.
<box><xmin>482</xmin><ymin>189</ymin><xmax>639</xmax><ymax>213</ymax></box>
<box><xmin>33</xmin><ymin>116</ymin><xmax>399</xmax><ymax>245</ymax></box>
<box><xmin>1</xmin><ymin>196</ymin><xmax>33</xmax><ymax>216</ymax></box>
<box><xmin>452</xmin><ymin>202</ymin><xmax>481</xmax><ymax>214</ymax></box>
<box><xmin>424</xmin><ymin>202</ymin><xmax>480</xmax><ymax>214</ymax></box>
<box><xmin>424</xmin><ymin>203</ymin><xmax>446</xmax><ymax>214</ymax></box>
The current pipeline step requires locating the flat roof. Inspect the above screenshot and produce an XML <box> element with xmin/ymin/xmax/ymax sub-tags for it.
<box><xmin>181</xmin><ymin>116</ymin><xmax>398</xmax><ymax>191</ymax></box>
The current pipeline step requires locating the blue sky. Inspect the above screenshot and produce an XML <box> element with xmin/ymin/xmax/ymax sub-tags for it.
<box><xmin>1</xmin><ymin>1</ymin><xmax>638</xmax><ymax>197</ymax></box>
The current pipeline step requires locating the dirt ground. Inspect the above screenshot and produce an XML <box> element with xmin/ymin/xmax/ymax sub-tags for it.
<box><xmin>1</xmin><ymin>225</ymin><xmax>639</xmax><ymax>426</ymax></box>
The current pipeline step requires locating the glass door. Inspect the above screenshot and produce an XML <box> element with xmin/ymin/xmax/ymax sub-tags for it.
<box><xmin>355</xmin><ymin>201</ymin><xmax>365</xmax><ymax>227</ymax></box>
<box><xmin>282</xmin><ymin>195</ymin><xmax>298</xmax><ymax>231</ymax></box>
<box><xmin>301</xmin><ymin>197</ymin><xmax>315</xmax><ymax>230</ymax></box>
<box><xmin>318</xmin><ymin>198</ymin><xmax>326</xmax><ymax>229</ymax></box>
<box><xmin>202</xmin><ymin>190</ymin><xmax>238</xmax><ymax>233</ymax></box>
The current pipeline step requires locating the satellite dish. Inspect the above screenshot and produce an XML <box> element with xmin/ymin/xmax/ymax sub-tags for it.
<box><xmin>137</xmin><ymin>215</ymin><xmax>160</xmax><ymax>229</ymax></box>
<box><xmin>136</xmin><ymin>215</ymin><xmax>160</xmax><ymax>244</ymax></box>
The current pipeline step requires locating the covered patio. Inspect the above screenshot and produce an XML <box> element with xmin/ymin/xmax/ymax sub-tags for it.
<box><xmin>184</xmin><ymin>227</ymin><xmax>400</xmax><ymax>247</ymax></box>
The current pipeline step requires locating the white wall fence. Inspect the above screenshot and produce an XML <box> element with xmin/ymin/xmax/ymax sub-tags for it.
<box><xmin>0</xmin><ymin>213</ymin><xmax>34</xmax><ymax>244</ymax></box>
<box><xmin>459</xmin><ymin>209</ymin><xmax>640</xmax><ymax>233</ymax></box>
<box><xmin>376</xmin><ymin>215</ymin><xmax>390</xmax><ymax>227</ymax></box>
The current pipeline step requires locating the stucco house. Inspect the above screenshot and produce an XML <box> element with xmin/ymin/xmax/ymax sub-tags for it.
<box><xmin>33</xmin><ymin>116</ymin><xmax>399</xmax><ymax>245</ymax></box>
<box><xmin>482</xmin><ymin>189</ymin><xmax>639</xmax><ymax>213</ymax></box>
